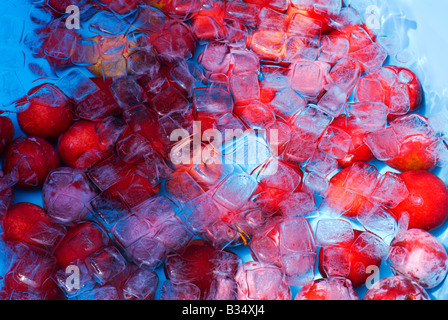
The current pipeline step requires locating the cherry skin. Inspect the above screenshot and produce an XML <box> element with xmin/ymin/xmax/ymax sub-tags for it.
<box><xmin>388</xmin><ymin>228</ymin><xmax>448</xmax><ymax>289</ymax></box>
<box><xmin>363</xmin><ymin>275</ymin><xmax>430</xmax><ymax>300</ymax></box>
<box><xmin>295</xmin><ymin>277</ymin><xmax>359</xmax><ymax>300</ymax></box>
<box><xmin>318</xmin><ymin>230</ymin><xmax>383</xmax><ymax>288</ymax></box>
<box><xmin>391</xmin><ymin>170</ymin><xmax>448</xmax><ymax>231</ymax></box>
<box><xmin>2</xmin><ymin>202</ymin><xmax>65</xmax><ymax>252</ymax></box>
<box><xmin>2</xmin><ymin>136</ymin><xmax>60</xmax><ymax>189</ymax></box>
<box><xmin>0</xmin><ymin>115</ymin><xmax>14</xmax><ymax>155</ymax></box>
<box><xmin>329</xmin><ymin>115</ymin><xmax>374</xmax><ymax>168</ymax></box>
<box><xmin>0</xmin><ymin>170</ymin><xmax>14</xmax><ymax>217</ymax></box>
<box><xmin>385</xmin><ymin>134</ymin><xmax>437</xmax><ymax>172</ymax></box>
<box><xmin>53</xmin><ymin>221</ymin><xmax>109</xmax><ymax>268</ymax></box>
<box><xmin>17</xmin><ymin>84</ymin><xmax>74</xmax><ymax>141</ymax></box>
<box><xmin>57</xmin><ymin>120</ymin><xmax>113</xmax><ymax>170</ymax></box>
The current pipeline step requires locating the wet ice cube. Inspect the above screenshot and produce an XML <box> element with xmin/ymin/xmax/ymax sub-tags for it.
<box><xmin>371</xmin><ymin>172</ymin><xmax>409</xmax><ymax>208</ymax></box>
<box><xmin>390</xmin><ymin>113</ymin><xmax>435</xmax><ymax>141</ymax></box>
<box><xmin>152</xmin><ymin>87</ymin><xmax>189</xmax><ymax>117</ymax></box>
<box><xmin>281</xmin><ymin>253</ymin><xmax>316</xmax><ymax>286</ymax></box>
<box><xmin>364</xmin><ymin>127</ymin><xmax>401</xmax><ymax>161</ymax></box>
<box><xmin>291</xmin><ymin>0</ymin><xmax>341</xmax><ymax>15</ymax></box>
<box><xmin>193</xmin><ymin>87</ymin><xmax>233</xmax><ymax>115</ymax></box>
<box><xmin>257</xmin><ymin>7</ymin><xmax>288</xmax><ymax>31</ymax></box>
<box><xmin>343</xmin><ymin>162</ymin><xmax>379</xmax><ymax>197</ymax></box>
<box><xmin>291</xmin><ymin>60</ymin><xmax>327</xmax><ymax>98</ymax></box>
<box><xmin>357</xmin><ymin>201</ymin><xmax>398</xmax><ymax>242</ymax></box>
<box><xmin>112</xmin><ymin>215</ymin><xmax>152</xmax><ymax>249</ymax></box>
<box><xmin>88</xmin><ymin>155</ymin><xmax>133</xmax><ymax>192</ymax></box>
<box><xmin>305</xmin><ymin>149</ymin><xmax>339</xmax><ymax>177</ymax></box>
<box><xmin>56</xmin><ymin>69</ymin><xmax>98</xmax><ymax>103</ymax></box>
<box><xmin>257</xmin><ymin>159</ymin><xmax>302</xmax><ymax>193</ymax></box>
<box><xmin>346</xmin><ymin>102</ymin><xmax>387</xmax><ymax>134</ymax></box>
<box><xmin>127</xmin><ymin>49</ymin><xmax>160</xmax><ymax>77</ymax></box>
<box><xmin>316</xmin><ymin>85</ymin><xmax>348</xmax><ymax>117</ymax></box>
<box><xmin>320</xmin><ymin>246</ymin><xmax>351</xmax><ymax>277</ymax></box>
<box><xmin>122</xmin><ymin>268</ymin><xmax>158</xmax><ymax>300</ymax></box>
<box><xmin>213</xmin><ymin>174</ymin><xmax>258</xmax><ymax>212</ymax></box>
<box><xmin>303</xmin><ymin>172</ymin><xmax>330</xmax><ymax>196</ymax></box>
<box><xmin>292</xmin><ymin>105</ymin><xmax>333</xmax><ymax>137</ymax></box>
<box><xmin>279</xmin><ymin>218</ymin><xmax>316</xmax><ymax>254</ymax></box>
<box><xmin>180</xmin><ymin>193</ymin><xmax>223</xmax><ymax>233</ymax></box>
<box><xmin>316</xmin><ymin>219</ymin><xmax>354</xmax><ymax>247</ymax></box>
<box><xmin>319</xmin><ymin>35</ymin><xmax>350</xmax><ymax>63</ymax></box>
<box><xmin>89</xmin><ymin>246</ymin><xmax>127</xmax><ymax>285</ymax></box>
<box><xmin>71</xmin><ymin>39</ymin><xmax>100</xmax><ymax>66</ymax></box>
<box><xmin>328</xmin><ymin>56</ymin><xmax>361</xmax><ymax>92</ymax></box>
<box><xmin>278</xmin><ymin>192</ymin><xmax>318</xmax><ymax>219</ymax></box>
<box><xmin>245</xmin><ymin>265</ymin><xmax>284</xmax><ymax>300</ymax></box>
<box><xmin>349</xmin><ymin>42</ymin><xmax>387</xmax><ymax>73</ymax></box>
<box><xmin>89</xmin><ymin>10</ymin><xmax>129</xmax><ymax>35</ymax></box>
<box><xmin>166</xmin><ymin>171</ymin><xmax>204</xmax><ymax>205</ymax></box>
<box><xmin>283</xmin><ymin>130</ymin><xmax>319</xmax><ymax>165</ymax></box>
<box><xmin>230</xmin><ymin>70</ymin><xmax>261</xmax><ymax>106</ymax></box>
<box><xmin>110</xmin><ymin>76</ymin><xmax>147</xmax><ymax>109</ymax></box>
<box><xmin>199</xmin><ymin>41</ymin><xmax>231</xmax><ymax>74</ymax></box>
<box><xmin>268</xmin><ymin>88</ymin><xmax>307</xmax><ymax>119</ymax></box>
<box><xmin>318</xmin><ymin>126</ymin><xmax>352</xmax><ymax>159</ymax></box>
<box><xmin>231</xmin><ymin>48</ymin><xmax>260</xmax><ymax>75</ymax></box>
<box><xmin>160</xmin><ymin>281</ymin><xmax>201</xmax><ymax>300</ymax></box>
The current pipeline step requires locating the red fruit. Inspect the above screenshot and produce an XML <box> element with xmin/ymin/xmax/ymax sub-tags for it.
<box><xmin>330</xmin><ymin>115</ymin><xmax>374</xmax><ymax>168</ymax></box>
<box><xmin>391</xmin><ymin>170</ymin><xmax>448</xmax><ymax>231</ymax></box>
<box><xmin>1</xmin><ymin>248</ymin><xmax>64</xmax><ymax>300</ymax></box>
<box><xmin>2</xmin><ymin>136</ymin><xmax>60</xmax><ymax>189</ymax></box>
<box><xmin>384</xmin><ymin>66</ymin><xmax>423</xmax><ymax>118</ymax></box>
<box><xmin>103</xmin><ymin>172</ymin><xmax>161</xmax><ymax>208</ymax></box>
<box><xmin>0</xmin><ymin>170</ymin><xmax>14</xmax><ymax>217</ymax></box>
<box><xmin>53</xmin><ymin>222</ymin><xmax>109</xmax><ymax>268</ymax></box>
<box><xmin>17</xmin><ymin>84</ymin><xmax>74</xmax><ymax>141</ymax></box>
<box><xmin>57</xmin><ymin>120</ymin><xmax>113</xmax><ymax>170</ymax></box>
<box><xmin>46</xmin><ymin>0</ymin><xmax>84</xmax><ymax>13</ymax></box>
<box><xmin>388</xmin><ymin>229</ymin><xmax>448</xmax><ymax>289</ymax></box>
<box><xmin>363</xmin><ymin>275</ymin><xmax>430</xmax><ymax>300</ymax></box>
<box><xmin>385</xmin><ymin>134</ymin><xmax>437</xmax><ymax>172</ymax></box>
<box><xmin>295</xmin><ymin>277</ymin><xmax>359</xmax><ymax>300</ymax></box>
<box><xmin>0</xmin><ymin>115</ymin><xmax>14</xmax><ymax>155</ymax></box>
<box><xmin>318</xmin><ymin>230</ymin><xmax>383</xmax><ymax>288</ymax></box>
<box><xmin>2</xmin><ymin>202</ymin><xmax>65</xmax><ymax>252</ymax></box>
<box><xmin>325</xmin><ymin>166</ymin><xmax>368</xmax><ymax>218</ymax></box>
<box><xmin>164</xmin><ymin>239</ymin><xmax>240</xmax><ymax>299</ymax></box>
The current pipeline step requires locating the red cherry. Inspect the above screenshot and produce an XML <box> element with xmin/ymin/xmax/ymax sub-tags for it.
<box><xmin>329</xmin><ymin>115</ymin><xmax>374</xmax><ymax>168</ymax></box>
<box><xmin>318</xmin><ymin>230</ymin><xmax>382</xmax><ymax>288</ymax></box>
<box><xmin>53</xmin><ymin>222</ymin><xmax>109</xmax><ymax>268</ymax></box>
<box><xmin>391</xmin><ymin>170</ymin><xmax>448</xmax><ymax>231</ymax></box>
<box><xmin>325</xmin><ymin>166</ymin><xmax>368</xmax><ymax>218</ymax></box>
<box><xmin>1</xmin><ymin>248</ymin><xmax>64</xmax><ymax>300</ymax></box>
<box><xmin>0</xmin><ymin>115</ymin><xmax>14</xmax><ymax>155</ymax></box>
<box><xmin>57</xmin><ymin>120</ymin><xmax>113</xmax><ymax>170</ymax></box>
<box><xmin>295</xmin><ymin>277</ymin><xmax>359</xmax><ymax>300</ymax></box>
<box><xmin>388</xmin><ymin>229</ymin><xmax>448</xmax><ymax>289</ymax></box>
<box><xmin>164</xmin><ymin>239</ymin><xmax>240</xmax><ymax>299</ymax></box>
<box><xmin>363</xmin><ymin>275</ymin><xmax>430</xmax><ymax>300</ymax></box>
<box><xmin>2</xmin><ymin>136</ymin><xmax>60</xmax><ymax>189</ymax></box>
<box><xmin>17</xmin><ymin>84</ymin><xmax>74</xmax><ymax>141</ymax></box>
<box><xmin>385</xmin><ymin>134</ymin><xmax>437</xmax><ymax>172</ymax></box>
<box><xmin>2</xmin><ymin>202</ymin><xmax>65</xmax><ymax>252</ymax></box>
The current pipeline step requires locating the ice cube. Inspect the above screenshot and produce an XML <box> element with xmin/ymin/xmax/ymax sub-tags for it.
<box><xmin>318</xmin><ymin>126</ymin><xmax>352</xmax><ymax>159</ymax></box>
<box><xmin>371</xmin><ymin>172</ymin><xmax>409</xmax><ymax>208</ymax></box>
<box><xmin>199</xmin><ymin>41</ymin><xmax>231</xmax><ymax>74</ymax></box>
<box><xmin>357</xmin><ymin>201</ymin><xmax>398</xmax><ymax>242</ymax></box>
<box><xmin>281</xmin><ymin>253</ymin><xmax>316</xmax><ymax>286</ymax></box>
<box><xmin>56</xmin><ymin>69</ymin><xmax>98</xmax><ymax>103</ymax></box>
<box><xmin>268</xmin><ymin>88</ymin><xmax>307</xmax><ymax>119</ymax></box>
<box><xmin>279</xmin><ymin>218</ymin><xmax>316</xmax><ymax>255</ymax></box>
<box><xmin>316</xmin><ymin>85</ymin><xmax>348</xmax><ymax>117</ymax></box>
<box><xmin>213</xmin><ymin>174</ymin><xmax>258</xmax><ymax>212</ymax></box>
<box><xmin>127</xmin><ymin>49</ymin><xmax>160</xmax><ymax>77</ymax></box>
<box><xmin>180</xmin><ymin>194</ymin><xmax>223</xmax><ymax>233</ymax></box>
<box><xmin>122</xmin><ymin>268</ymin><xmax>159</xmax><ymax>300</ymax></box>
<box><xmin>303</xmin><ymin>172</ymin><xmax>330</xmax><ymax>196</ymax></box>
<box><xmin>193</xmin><ymin>87</ymin><xmax>233</xmax><ymax>116</ymax></box>
<box><xmin>160</xmin><ymin>281</ymin><xmax>201</xmax><ymax>300</ymax></box>
<box><xmin>343</xmin><ymin>162</ymin><xmax>379</xmax><ymax>197</ymax></box>
<box><xmin>71</xmin><ymin>39</ymin><xmax>100</xmax><ymax>66</ymax></box>
<box><xmin>257</xmin><ymin>7</ymin><xmax>288</xmax><ymax>31</ymax></box>
<box><xmin>319</xmin><ymin>35</ymin><xmax>350</xmax><ymax>63</ymax></box>
<box><xmin>305</xmin><ymin>149</ymin><xmax>339</xmax><ymax>177</ymax></box>
<box><xmin>346</xmin><ymin>102</ymin><xmax>387</xmax><ymax>134</ymax></box>
<box><xmin>320</xmin><ymin>246</ymin><xmax>351</xmax><ymax>277</ymax></box>
<box><xmin>291</xmin><ymin>0</ymin><xmax>342</xmax><ymax>15</ymax></box>
<box><xmin>166</xmin><ymin>171</ymin><xmax>205</xmax><ymax>205</ymax></box>
<box><xmin>256</xmin><ymin>158</ymin><xmax>302</xmax><ymax>193</ymax></box>
<box><xmin>88</xmin><ymin>246</ymin><xmax>127</xmax><ymax>286</ymax></box>
<box><xmin>364</xmin><ymin>127</ymin><xmax>401</xmax><ymax>161</ymax></box>
<box><xmin>315</xmin><ymin>219</ymin><xmax>354</xmax><ymax>247</ymax></box>
<box><xmin>244</xmin><ymin>263</ymin><xmax>284</xmax><ymax>300</ymax></box>
<box><xmin>291</xmin><ymin>60</ymin><xmax>327</xmax><ymax>99</ymax></box>
<box><xmin>110</xmin><ymin>76</ymin><xmax>148</xmax><ymax>110</ymax></box>
<box><xmin>88</xmin><ymin>11</ymin><xmax>129</xmax><ymax>35</ymax></box>
<box><xmin>230</xmin><ymin>70</ymin><xmax>261</xmax><ymax>106</ymax></box>
<box><xmin>278</xmin><ymin>192</ymin><xmax>318</xmax><ymax>219</ymax></box>
<box><xmin>231</xmin><ymin>48</ymin><xmax>260</xmax><ymax>75</ymax></box>
<box><xmin>328</xmin><ymin>56</ymin><xmax>361</xmax><ymax>92</ymax></box>
<box><xmin>292</xmin><ymin>105</ymin><xmax>333</xmax><ymax>137</ymax></box>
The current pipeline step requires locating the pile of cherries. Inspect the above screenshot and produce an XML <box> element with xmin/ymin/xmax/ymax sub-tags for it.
<box><xmin>0</xmin><ymin>0</ymin><xmax>448</xmax><ymax>300</ymax></box>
